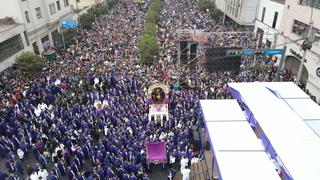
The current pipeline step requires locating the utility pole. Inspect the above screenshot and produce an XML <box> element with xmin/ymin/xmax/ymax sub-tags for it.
<box><xmin>222</xmin><ymin>1</ymin><xmax>226</xmax><ymax>25</ymax></box>
<box><xmin>296</xmin><ymin>21</ymin><xmax>313</xmax><ymax>85</ymax></box>
<box><xmin>276</xmin><ymin>45</ymin><xmax>287</xmax><ymax>81</ymax></box>
<box><xmin>76</xmin><ymin>0</ymin><xmax>81</xmax><ymax>29</ymax></box>
<box><xmin>272</xmin><ymin>32</ymin><xmax>278</xmax><ymax>49</ymax></box>
<box><xmin>61</xmin><ymin>26</ymin><xmax>66</xmax><ymax>49</ymax></box>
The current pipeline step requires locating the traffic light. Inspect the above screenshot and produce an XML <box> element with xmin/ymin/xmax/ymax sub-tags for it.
<box><xmin>226</xmin><ymin>50</ymin><xmax>242</xmax><ymax>57</ymax></box>
<box><xmin>255</xmin><ymin>51</ymin><xmax>263</xmax><ymax>55</ymax></box>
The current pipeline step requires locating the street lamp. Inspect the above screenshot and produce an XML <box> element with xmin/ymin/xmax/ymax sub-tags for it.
<box><xmin>295</xmin><ymin>21</ymin><xmax>313</xmax><ymax>85</ymax></box>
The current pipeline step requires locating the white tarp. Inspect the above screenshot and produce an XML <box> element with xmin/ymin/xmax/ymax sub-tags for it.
<box><xmin>200</xmin><ymin>100</ymin><xmax>247</xmax><ymax>122</ymax></box>
<box><xmin>201</xmin><ymin>99</ymin><xmax>280</xmax><ymax>180</ymax></box>
<box><xmin>206</xmin><ymin>121</ymin><xmax>264</xmax><ymax>151</ymax></box>
<box><xmin>261</xmin><ymin>82</ymin><xmax>320</xmax><ymax>138</ymax></box>
<box><xmin>216</xmin><ymin>151</ymin><xmax>280</xmax><ymax>180</ymax></box>
<box><xmin>260</xmin><ymin>82</ymin><xmax>310</xmax><ymax>99</ymax></box>
<box><xmin>228</xmin><ymin>82</ymin><xmax>320</xmax><ymax>180</ymax></box>
<box><xmin>285</xmin><ymin>98</ymin><xmax>320</xmax><ymax>120</ymax></box>
<box><xmin>305</xmin><ymin>120</ymin><xmax>320</xmax><ymax>137</ymax></box>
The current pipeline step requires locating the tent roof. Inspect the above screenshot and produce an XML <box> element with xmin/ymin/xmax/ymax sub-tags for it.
<box><xmin>216</xmin><ymin>151</ymin><xmax>280</xmax><ymax>180</ymax></box>
<box><xmin>206</xmin><ymin>121</ymin><xmax>264</xmax><ymax>151</ymax></box>
<box><xmin>305</xmin><ymin>120</ymin><xmax>320</xmax><ymax>137</ymax></box>
<box><xmin>260</xmin><ymin>82</ymin><xmax>310</xmax><ymax>99</ymax></box>
<box><xmin>285</xmin><ymin>98</ymin><xmax>320</xmax><ymax>120</ymax></box>
<box><xmin>228</xmin><ymin>82</ymin><xmax>320</xmax><ymax>180</ymax></box>
<box><xmin>200</xmin><ymin>99</ymin><xmax>247</xmax><ymax>122</ymax></box>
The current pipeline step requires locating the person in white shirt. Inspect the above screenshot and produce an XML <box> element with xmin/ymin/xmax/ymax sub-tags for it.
<box><xmin>17</xmin><ymin>149</ymin><xmax>24</xmax><ymax>160</ymax></box>
<box><xmin>30</xmin><ymin>171</ymin><xmax>39</xmax><ymax>180</ymax></box>
<box><xmin>182</xmin><ymin>168</ymin><xmax>191</xmax><ymax>180</ymax></box>
<box><xmin>38</xmin><ymin>168</ymin><xmax>49</xmax><ymax>180</ymax></box>
<box><xmin>180</xmin><ymin>155</ymin><xmax>188</xmax><ymax>172</ymax></box>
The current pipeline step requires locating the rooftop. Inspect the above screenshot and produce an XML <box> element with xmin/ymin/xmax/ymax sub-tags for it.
<box><xmin>0</xmin><ymin>24</ymin><xmax>18</xmax><ymax>33</ymax></box>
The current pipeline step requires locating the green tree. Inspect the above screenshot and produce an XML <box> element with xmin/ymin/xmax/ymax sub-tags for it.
<box><xmin>15</xmin><ymin>52</ymin><xmax>44</xmax><ymax>75</ymax></box>
<box><xmin>107</xmin><ymin>0</ymin><xmax>118</xmax><ymax>9</ymax></box>
<box><xmin>139</xmin><ymin>34</ymin><xmax>159</xmax><ymax>65</ymax></box>
<box><xmin>146</xmin><ymin>9</ymin><xmax>160</xmax><ymax>23</ymax></box>
<box><xmin>52</xmin><ymin>29</ymin><xmax>77</xmax><ymax>48</ymax></box>
<box><xmin>80</xmin><ymin>11</ymin><xmax>95</xmax><ymax>29</ymax></box>
<box><xmin>144</xmin><ymin>22</ymin><xmax>157</xmax><ymax>35</ymax></box>
<box><xmin>198</xmin><ymin>0</ymin><xmax>222</xmax><ymax>21</ymax></box>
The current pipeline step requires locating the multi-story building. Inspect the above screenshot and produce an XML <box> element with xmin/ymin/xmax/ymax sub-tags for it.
<box><xmin>215</xmin><ymin>0</ymin><xmax>261</xmax><ymax>28</ymax></box>
<box><xmin>254</xmin><ymin>0</ymin><xmax>285</xmax><ymax>47</ymax></box>
<box><xmin>277</xmin><ymin>0</ymin><xmax>320</xmax><ymax>102</ymax></box>
<box><xmin>0</xmin><ymin>0</ymin><xmax>73</xmax><ymax>71</ymax></box>
<box><xmin>69</xmin><ymin>0</ymin><xmax>107</xmax><ymax>10</ymax></box>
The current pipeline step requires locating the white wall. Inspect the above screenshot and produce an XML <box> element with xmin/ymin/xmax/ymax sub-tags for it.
<box><xmin>69</xmin><ymin>0</ymin><xmax>96</xmax><ymax>10</ymax></box>
<box><xmin>19</xmin><ymin>0</ymin><xmax>50</xmax><ymax>32</ymax></box>
<box><xmin>219</xmin><ymin>0</ymin><xmax>260</xmax><ymax>26</ymax></box>
<box><xmin>0</xmin><ymin>0</ymin><xmax>24</xmax><ymax>23</ymax></box>
<box><xmin>240</xmin><ymin>0</ymin><xmax>260</xmax><ymax>25</ymax></box>
<box><xmin>256</xmin><ymin>0</ymin><xmax>284</xmax><ymax>30</ymax></box>
<box><xmin>254</xmin><ymin>0</ymin><xmax>284</xmax><ymax>45</ymax></box>
<box><xmin>214</xmin><ymin>0</ymin><xmax>224</xmax><ymax>11</ymax></box>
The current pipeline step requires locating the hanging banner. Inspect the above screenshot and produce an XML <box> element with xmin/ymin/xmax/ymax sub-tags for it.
<box><xmin>192</xmin><ymin>36</ymin><xmax>208</xmax><ymax>44</ymax></box>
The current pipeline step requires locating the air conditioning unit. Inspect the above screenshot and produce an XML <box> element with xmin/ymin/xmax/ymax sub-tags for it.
<box><xmin>314</xmin><ymin>32</ymin><xmax>320</xmax><ymax>42</ymax></box>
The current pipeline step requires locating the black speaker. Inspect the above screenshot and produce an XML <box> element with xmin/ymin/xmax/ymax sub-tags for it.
<box><xmin>190</xmin><ymin>44</ymin><xmax>197</xmax><ymax>54</ymax></box>
<box><xmin>180</xmin><ymin>41</ymin><xmax>188</xmax><ymax>53</ymax></box>
<box><xmin>180</xmin><ymin>53</ymin><xmax>188</xmax><ymax>65</ymax></box>
<box><xmin>205</xmin><ymin>47</ymin><xmax>241</xmax><ymax>74</ymax></box>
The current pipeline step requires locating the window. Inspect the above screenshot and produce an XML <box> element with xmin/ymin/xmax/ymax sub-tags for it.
<box><xmin>56</xmin><ymin>0</ymin><xmax>61</xmax><ymax>10</ymax></box>
<box><xmin>64</xmin><ymin>0</ymin><xmax>69</xmax><ymax>7</ymax></box>
<box><xmin>292</xmin><ymin>20</ymin><xmax>307</xmax><ymax>36</ymax></box>
<box><xmin>32</xmin><ymin>42</ymin><xmax>40</xmax><ymax>54</ymax></box>
<box><xmin>35</xmin><ymin>7</ymin><xmax>42</xmax><ymax>19</ymax></box>
<box><xmin>0</xmin><ymin>35</ymin><xmax>24</xmax><ymax>63</ymax></box>
<box><xmin>272</xmin><ymin>11</ymin><xmax>278</xmax><ymax>28</ymax></box>
<box><xmin>300</xmin><ymin>0</ymin><xmax>320</xmax><ymax>9</ymax></box>
<box><xmin>24</xmin><ymin>11</ymin><xmax>30</xmax><ymax>23</ymax></box>
<box><xmin>24</xmin><ymin>31</ymin><xmax>29</xmax><ymax>46</ymax></box>
<box><xmin>53</xmin><ymin>4</ymin><xmax>56</xmax><ymax>14</ymax></box>
<box><xmin>261</xmin><ymin>7</ymin><xmax>266</xmax><ymax>22</ymax></box>
<box><xmin>49</xmin><ymin>4</ymin><xmax>53</xmax><ymax>15</ymax></box>
<box><xmin>50</xmin><ymin>3</ymin><xmax>56</xmax><ymax>15</ymax></box>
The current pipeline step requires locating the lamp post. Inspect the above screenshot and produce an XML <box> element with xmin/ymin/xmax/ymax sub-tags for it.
<box><xmin>76</xmin><ymin>0</ymin><xmax>81</xmax><ymax>29</ymax></box>
<box><xmin>295</xmin><ymin>21</ymin><xmax>313</xmax><ymax>85</ymax></box>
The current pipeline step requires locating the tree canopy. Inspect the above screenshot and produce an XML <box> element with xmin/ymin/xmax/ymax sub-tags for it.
<box><xmin>15</xmin><ymin>52</ymin><xmax>44</xmax><ymax>75</ymax></box>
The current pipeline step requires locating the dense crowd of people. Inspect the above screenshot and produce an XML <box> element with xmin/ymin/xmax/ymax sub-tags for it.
<box><xmin>0</xmin><ymin>0</ymin><xmax>299</xmax><ymax>179</ymax></box>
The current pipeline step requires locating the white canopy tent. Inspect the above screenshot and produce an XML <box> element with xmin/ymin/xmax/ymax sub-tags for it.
<box><xmin>200</xmin><ymin>100</ymin><xmax>280</xmax><ymax>180</ymax></box>
<box><xmin>260</xmin><ymin>82</ymin><xmax>310</xmax><ymax>99</ymax></box>
<box><xmin>260</xmin><ymin>82</ymin><xmax>320</xmax><ymax>137</ymax></box>
<box><xmin>305</xmin><ymin>121</ymin><xmax>320</xmax><ymax>137</ymax></box>
<box><xmin>200</xmin><ymin>99</ymin><xmax>247</xmax><ymax>122</ymax></box>
<box><xmin>206</xmin><ymin>121</ymin><xmax>264</xmax><ymax>151</ymax></box>
<box><xmin>284</xmin><ymin>98</ymin><xmax>320</xmax><ymax>120</ymax></box>
<box><xmin>228</xmin><ymin>82</ymin><xmax>320</xmax><ymax>180</ymax></box>
<box><xmin>216</xmin><ymin>151</ymin><xmax>280</xmax><ymax>180</ymax></box>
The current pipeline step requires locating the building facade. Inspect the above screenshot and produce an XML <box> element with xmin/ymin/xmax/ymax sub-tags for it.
<box><xmin>277</xmin><ymin>0</ymin><xmax>320</xmax><ymax>102</ymax></box>
<box><xmin>69</xmin><ymin>0</ymin><xmax>107</xmax><ymax>10</ymax></box>
<box><xmin>215</xmin><ymin>0</ymin><xmax>261</xmax><ymax>27</ymax></box>
<box><xmin>0</xmin><ymin>0</ymin><xmax>73</xmax><ymax>71</ymax></box>
<box><xmin>254</xmin><ymin>0</ymin><xmax>284</xmax><ymax>47</ymax></box>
